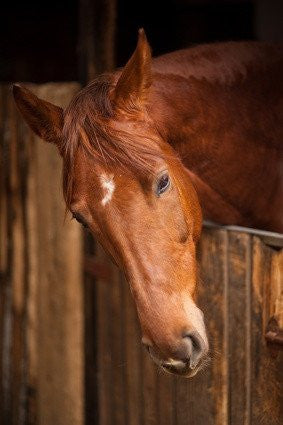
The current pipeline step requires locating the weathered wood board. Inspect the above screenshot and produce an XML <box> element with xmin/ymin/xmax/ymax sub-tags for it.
<box><xmin>0</xmin><ymin>83</ymin><xmax>84</xmax><ymax>425</ymax></box>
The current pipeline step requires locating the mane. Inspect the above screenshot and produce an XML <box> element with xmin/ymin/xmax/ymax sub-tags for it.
<box><xmin>62</xmin><ymin>74</ymin><xmax>173</xmax><ymax>208</ymax></box>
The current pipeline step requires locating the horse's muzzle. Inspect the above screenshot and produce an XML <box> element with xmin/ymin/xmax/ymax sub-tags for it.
<box><xmin>142</xmin><ymin>330</ymin><xmax>209</xmax><ymax>378</ymax></box>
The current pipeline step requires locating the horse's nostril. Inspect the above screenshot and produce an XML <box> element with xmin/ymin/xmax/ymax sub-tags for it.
<box><xmin>142</xmin><ymin>343</ymin><xmax>150</xmax><ymax>353</ymax></box>
<box><xmin>182</xmin><ymin>331</ymin><xmax>206</xmax><ymax>368</ymax></box>
<box><xmin>141</xmin><ymin>337</ymin><xmax>151</xmax><ymax>353</ymax></box>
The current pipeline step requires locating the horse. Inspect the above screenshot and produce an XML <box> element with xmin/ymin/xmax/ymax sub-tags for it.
<box><xmin>13</xmin><ymin>29</ymin><xmax>283</xmax><ymax>378</ymax></box>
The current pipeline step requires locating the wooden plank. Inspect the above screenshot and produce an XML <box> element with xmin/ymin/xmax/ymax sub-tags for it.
<box><xmin>96</xmin><ymin>245</ymin><xmax>112</xmax><ymax>425</ymax></box>
<box><xmin>109</xmin><ymin>269</ymin><xmax>127</xmax><ymax>425</ymax></box>
<box><xmin>25</xmin><ymin>122</ymin><xmax>39</xmax><ymax>425</ymax></box>
<box><xmin>123</xmin><ymin>278</ymin><xmax>143</xmax><ymax>425</ymax></box>
<box><xmin>141</xmin><ymin>351</ymin><xmax>159</xmax><ymax>425</ymax></box>
<box><xmin>250</xmin><ymin>237</ymin><xmax>283</xmax><ymax>425</ymax></box>
<box><xmin>31</xmin><ymin>83</ymin><xmax>84</xmax><ymax>425</ymax></box>
<box><xmin>227</xmin><ymin>232</ymin><xmax>251</xmax><ymax>425</ymax></box>
<box><xmin>0</xmin><ymin>86</ymin><xmax>13</xmax><ymax>425</ymax></box>
<box><xmin>9</xmin><ymin>85</ymin><xmax>29</xmax><ymax>425</ymax></box>
<box><xmin>186</xmin><ymin>227</ymin><xmax>229</xmax><ymax>425</ymax></box>
<box><xmin>1</xmin><ymin>83</ymin><xmax>85</xmax><ymax>424</ymax></box>
<box><xmin>269</xmin><ymin>249</ymin><xmax>283</xmax><ymax>420</ymax></box>
<box><xmin>174</xmin><ymin>377</ymin><xmax>190</xmax><ymax>424</ymax></box>
<box><xmin>3</xmin><ymin>83</ymin><xmax>84</xmax><ymax>425</ymax></box>
<box><xmin>269</xmin><ymin>249</ymin><xmax>283</xmax><ymax>328</ymax></box>
<box><xmin>157</xmin><ymin>368</ymin><xmax>174</xmax><ymax>425</ymax></box>
<box><xmin>84</xmin><ymin>232</ymin><xmax>99</xmax><ymax>425</ymax></box>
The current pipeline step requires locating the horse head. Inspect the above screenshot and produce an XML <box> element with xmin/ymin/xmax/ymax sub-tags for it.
<box><xmin>13</xmin><ymin>29</ymin><xmax>209</xmax><ymax>377</ymax></box>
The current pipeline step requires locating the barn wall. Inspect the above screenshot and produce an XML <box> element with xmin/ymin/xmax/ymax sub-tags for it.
<box><xmin>0</xmin><ymin>83</ymin><xmax>84</xmax><ymax>425</ymax></box>
<box><xmin>90</xmin><ymin>226</ymin><xmax>283</xmax><ymax>425</ymax></box>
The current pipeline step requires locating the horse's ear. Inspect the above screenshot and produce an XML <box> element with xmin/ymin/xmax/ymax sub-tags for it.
<box><xmin>113</xmin><ymin>28</ymin><xmax>152</xmax><ymax>111</ymax></box>
<box><xmin>13</xmin><ymin>84</ymin><xmax>63</xmax><ymax>146</ymax></box>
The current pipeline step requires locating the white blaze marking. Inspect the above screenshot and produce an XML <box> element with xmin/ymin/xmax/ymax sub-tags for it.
<box><xmin>100</xmin><ymin>174</ymin><xmax>115</xmax><ymax>206</ymax></box>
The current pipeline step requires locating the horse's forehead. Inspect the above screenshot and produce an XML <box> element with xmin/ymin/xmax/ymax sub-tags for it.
<box><xmin>71</xmin><ymin>155</ymin><xmax>140</xmax><ymax>202</ymax></box>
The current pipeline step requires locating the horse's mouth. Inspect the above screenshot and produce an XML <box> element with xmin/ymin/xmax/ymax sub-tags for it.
<box><xmin>161</xmin><ymin>355</ymin><xmax>210</xmax><ymax>378</ymax></box>
<box><xmin>161</xmin><ymin>361</ymin><xmax>202</xmax><ymax>378</ymax></box>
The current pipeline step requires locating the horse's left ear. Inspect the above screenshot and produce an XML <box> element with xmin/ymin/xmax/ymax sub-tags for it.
<box><xmin>113</xmin><ymin>28</ymin><xmax>152</xmax><ymax>111</ymax></box>
<box><xmin>12</xmin><ymin>84</ymin><xmax>63</xmax><ymax>146</ymax></box>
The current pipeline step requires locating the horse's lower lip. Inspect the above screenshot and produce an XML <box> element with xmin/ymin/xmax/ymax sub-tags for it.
<box><xmin>161</xmin><ymin>362</ymin><xmax>192</xmax><ymax>376</ymax></box>
<box><xmin>161</xmin><ymin>355</ymin><xmax>210</xmax><ymax>378</ymax></box>
<box><xmin>162</xmin><ymin>362</ymin><xmax>199</xmax><ymax>378</ymax></box>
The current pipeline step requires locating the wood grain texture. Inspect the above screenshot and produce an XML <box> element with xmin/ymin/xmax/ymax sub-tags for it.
<box><xmin>96</xmin><ymin>245</ymin><xmax>113</xmax><ymax>425</ymax></box>
<box><xmin>193</xmin><ymin>227</ymin><xmax>229</xmax><ymax>425</ymax></box>
<box><xmin>141</xmin><ymin>351</ymin><xmax>159</xmax><ymax>425</ymax></box>
<box><xmin>250</xmin><ymin>237</ymin><xmax>283</xmax><ymax>425</ymax></box>
<box><xmin>227</xmin><ymin>232</ymin><xmax>251</xmax><ymax>425</ymax></box>
<box><xmin>109</xmin><ymin>269</ymin><xmax>127</xmax><ymax>425</ymax></box>
<box><xmin>84</xmin><ymin>233</ymin><xmax>99</xmax><ymax>425</ymax></box>
<box><xmin>123</xmin><ymin>278</ymin><xmax>143</xmax><ymax>425</ymax></box>
<box><xmin>0</xmin><ymin>83</ymin><xmax>84</xmax><ymax>425</ymax></box>
<box><xmin>32</xmin><ymin>84</ymin><xmax>84</xmax><ymax>425</ymax></box>
<box><xmin>156</xmin><ymin>369</ymin><xmax>175</xmax><ymax>425</ymax></box>
<box><xmin>269</xmin><ymin>249</ymin><xmax>283</xmax><ymax>328</ymax></box>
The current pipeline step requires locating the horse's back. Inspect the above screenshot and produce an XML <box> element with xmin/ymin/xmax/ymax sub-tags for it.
<box><xmin>153</xmin><ymin>41</ymin><xmax>283</xmax><ymax>87</ymax></box>
<box><xmin>153</xmin><ymin>41</ymin><xmax>283</xmax><ymax>152</ymax></box>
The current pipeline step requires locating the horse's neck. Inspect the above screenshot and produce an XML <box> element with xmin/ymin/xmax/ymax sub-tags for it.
<box><xmin>149</xmin><ymin>44</ymin><xmax>283</xmax><ymax>231</ymax></box>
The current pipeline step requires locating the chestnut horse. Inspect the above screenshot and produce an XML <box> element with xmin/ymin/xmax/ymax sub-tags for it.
<box><xmin>13</xmin><ymin>30</ymin><xmax>283</xmax><ymax>378</ymax></box>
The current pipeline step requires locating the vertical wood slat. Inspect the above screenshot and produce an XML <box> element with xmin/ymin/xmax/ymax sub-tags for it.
<box><xmin>0</xmin><ymin>83</ymin><xmax>84</xmax><ymax>425</ymax></box>
<box><xmin>250</xmin><ymin>238</ymin><xmax>283</xmax><ymax>425</ymax></box>
<box><xmin>227</xmin><ymin>232</ymin><xmax>251</xmax><ymax>425</ymax></box>
<box><xmin>269</xmin><ymin>249</ymin><xmax>283</xmax><ymax>420</ymax></box>
<box><xmin>123</xmin><ymin>277</ymin><xmax>143</xmax><ymax>425</ymax></box>
<box><xmin>11</xmin><ymin>91</ymin><xmax>27</xmax><ymax>425</ymax></box>
<box><xmin>269</xmin><ymin>249</ymin><xmax>283</xmax><ymax>328</ymax></box>
<box><xmin>141</xmin><ymin>348</ymin><xmax>159</xmax><ymax>425</ymax></box>
<box><xmin>32</xmin><ymin>84</ymin><xmax>84</xmax><ymax>425</ymax></box>
<box><xmin>0</xmin><ymin>85</ymin><xmax>14</xmax><ymax>424</ymax></box>
<box><xmin>96</xmin><ymin>244</ymin><xmax>112</xmax><ymax>425</ymax></box>
<box><xmin>109</xmin><ymin>269</ymin><xmax>127</xmax><ymax>425</ymax></box>
<box><xmin>157</xmin><ymin>370</ymin><xmax>174</xmax><ymax>425</ymax></box>
<box><xmin>84</xmin><ymin>234</ymin><xmax>99</xmax><ymax>425</ymax></box>
<box><xmin>194</xmin><ymin>227</ymin><xmax>229</xmax><ymax>425</ymax></box>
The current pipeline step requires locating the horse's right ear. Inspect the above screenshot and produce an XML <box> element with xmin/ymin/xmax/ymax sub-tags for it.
<box><xmin>113</xmin><ymin>28</ymin><xmax>152</xmax><ymax>111</ymax></box>
<box><xmin>12</xmin><ymin>84</ymin><xmax>63</xmax><ymax>146</ymax></box>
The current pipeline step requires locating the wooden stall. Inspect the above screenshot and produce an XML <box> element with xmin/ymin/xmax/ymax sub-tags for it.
<box><xmin>1</xmin><ymin>83</ymin><xmax>282</xmax><ymax>425</ymax></box>
<box><xmin>90</xmin><ymin>224</ymin><xmax>283</xmax><ymax>425</ymax></box>
<box><xmin>0</xmin><ymin>83</ymin><xmax>84</xmax><ymax>425</ymax></box>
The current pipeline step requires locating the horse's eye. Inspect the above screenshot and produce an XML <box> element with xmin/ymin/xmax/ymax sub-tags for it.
<box><xmin>156</xmin><ymin>173</ymin><xmax>170</xmax><ymax>196</ymax></box>
<box><xmin>72</xmin><ymin>213</ymin><xmax>88</xmax><ymax>228</ymax></box>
